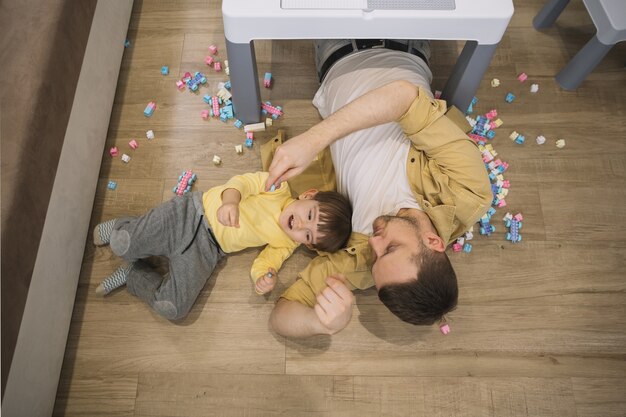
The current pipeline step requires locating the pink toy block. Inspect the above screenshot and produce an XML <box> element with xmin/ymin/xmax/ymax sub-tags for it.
<box><xmin>201</xmin><ymin>110</ymin><xmax>210</xmax><ymax>120</ymax></box>
<box><xmin>110</xmin><ymin>147</ymin><xmax>119</xmax><ymax>157</ymax></box>
<box><xmin>208</xmin><ymin>45</ymin><xmax>218</xmax><ymax>55</ymax></box>
<box><xmin>129</xmin><ymin>139</ymin><xmax>138</xmax><ymax>149</ymax></box>
<box><xmin>434</xmin><ymin>90</ymin><xmax>442</xmax><ymax>99</ymax></box>
<box><xmin>214</xmin><ymin>62</ymin><xmax>222</xmax><ymax>72</ymax></box>
<box><xmin>211</xmin><ymin>96</ymin><xmax>220</xmax><ymax>117</ymax></box>
<box><xmin>452</xmin><ymin>243</ymin><xmax>462</xmax><ymax>252</ymax></box>
<box><xmin>485</xmin><ymin>109</ymin><xmax>498</xmax><ymax>120</ymax></box>
<box><xmin>261</xmin><ymin>102</ymin><xmax>284</xmax><ymax>116</ymax></box>
<box><xmin>183</xmin><ymin>71</ymin><xmax>192</xmax><ymax>80</ymax></box>
<box><xmin>497</xmin><ymin>200</ymin><xmax>507</xmax><ymax>208</ymax></box>
<box><xmin>176</xmin><ymin>80</ymin><xmax>185</xmax><ymax>90</ymax></box>
<box><xmin>246</xmin><ymin>132</ymin><xmax>253</xmax><ymax>140</ymax></box>
<box><xmin>502</xmin><ymin>180</ymin><xmax>510</xmax><ymax>188</ymax></box>
<box><xmin>204</xmin><ymin>56</ymin><xmax>214</xmax><ymax>66</ymax></box>
<box><xmin>513</xmin><ymin>213</ymin><xmax>524</xmax><ymax>221</ymax></box>
<box><xmin>439</xmin><ymin>324</ymin><xmax>451</xmax><ymax>335</ymax></box>
<box><xmin>517</xmin><ymin>72</ymin><xmax>528</xmax><ymax>82</ymax></box>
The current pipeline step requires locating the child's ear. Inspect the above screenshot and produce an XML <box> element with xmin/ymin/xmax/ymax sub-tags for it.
<box><xmin>298</xmin><ymin>189</ymin><xmax>319</xmax><ymax>200</ymax></box>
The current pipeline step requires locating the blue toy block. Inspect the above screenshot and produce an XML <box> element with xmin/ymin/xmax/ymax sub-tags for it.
<box><xmin>124</xmin><ymin>39</ymin><xmax>130</xmax><ymax>48</ymax></box>
<box><xmin>245</xmin><ymin>138</ymin><xmax>253</xmax><ymax>148</ymax></box>
<box><xmin>234</xmin><ymin>119</ymin><xmax>243</xmax><ymax>129</ymax></box>
<box><xmin>161</xmin><ymin>66</ymin><xmax>169</xmax><ymax>75</ymax></box>
<box><xmin>486</xmin><ymin>130</ymin><xmax>496</xmax><ymax>139</ymax></box>
<box><xmin>463</xmin><ymin>243</ymin><xmax>472</xmax><ymax>253</ymax></box>
<box><xmin>224</xmin><ymin>80</ymin><xmax>231</xmax><ymax>90</ymax></box>
<box><xmin>505</xmin><ymin>92</ymin><xmax>516</xmax><ymax>103</ymax></box>
<box><xmin>203</xmin><ymin>95</ymin><xmax>211</xmax><ymax>104</ymax></box>
<box><xmin>514</xmin><ymin>134</ymin><xmax>525</xmax><ymax>145</ymax></box>
<box><xmin>107</xmin><ymin>180</ymin><xmax>117</xmax><ymax>190</ymax></box>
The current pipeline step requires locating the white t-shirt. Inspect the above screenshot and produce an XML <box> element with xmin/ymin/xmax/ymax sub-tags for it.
<box><xmin>312</xmin><ymin>49</ymin><xmax>433</xmax><ymax>235</ymax></box>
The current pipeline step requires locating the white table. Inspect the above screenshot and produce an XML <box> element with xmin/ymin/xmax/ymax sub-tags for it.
<box><xmin>223</xmin><ymin>0</ymin><xmax>514</xmax><ymax>123</ymax></box>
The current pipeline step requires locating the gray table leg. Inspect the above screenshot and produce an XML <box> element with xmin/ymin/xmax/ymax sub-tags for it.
<box><xmin>556</xmin><ymin>35</ymin><xmax>613</xmax><ymax>90</ymax></box>
<box><xmin>532</xmin><ymin>0</ymin><xmax>571</xmax><ymax>29</ymax></box>
<box><xmin>225</xmin><ymin>38</ymin><xmax>261</xmax><ymax>123</ymax></box>
<box><xmin>441</xmin><ymin>41</ymin><xmax>498</xmax><ymax>113</ymax></box>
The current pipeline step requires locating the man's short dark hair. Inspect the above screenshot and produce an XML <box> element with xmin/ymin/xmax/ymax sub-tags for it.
<box><xmin>312</xmin><ymin>191</ymin><xmax>352</xmax><ymax>252</ymax></box>
<box><xmin>377</xmin><ymin>245</ymin><xmax>458</xmax><ymax>325</ymax></box>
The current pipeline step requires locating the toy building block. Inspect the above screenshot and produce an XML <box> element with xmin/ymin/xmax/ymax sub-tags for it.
<box><xmin>225</xmin><ymin>66</ymin><xmax>229</xmax><ymax>76</ymax></box>
<box><xmin>536</xmin><ymin>135</ymin><xmax>546</xmax><ymax>145</ymax></box>
<box><xmin>434</xmin><ymin>90</ymin><xmax>442</xmax><ymax>99</ymax></box>
<box><xmin>208</xmin><ymin>44</ymin><xmax>218</xmax><ymax>55</ymax></box>
<box><xmin>212</xmin><ymin>155</ymin><xmax>221</xmax><ymax>165</ymax></box>
<box><xmin>110</xmin><ymin>147</ymin><xmax>119</xmax><ymax>157</ymax></box>
<box><xmin>217</xmin><ymin>87</ymin><xmax>232</xmax><ymax>101</ymax></box>
<box><xmin>107</xmin><ymin>180</ymin><xmax>117</xmax><ymax>190</ymax></box>
<box><xmin>121</xmin><ymin>154</ymin><xmax>131</xmax><ymax>163</ymax></box>
<box><xmin>245</xmin><ymin>138</ymin><xmax>253</xmax><ymax>148</ymax></box>
<box><xmin>246</xmin><ymin>132</ymin><xmax>254</xmax><ymax>140</ymax></box>
<box><xmin>263</xmin><ymin>72</ymin><xmax>272</xmax><ymax>88</ymax></box>
<box><xmin>530</xmin><ymin>83</ymin><xmax>539</xmax><ymax>93</ymax></box>
<box><xmin>176</xmin><ymin>80</ymin><xmax>185</xmax><ymax>90</ymax></box>
<box><xmin>235</xmin><ymin>144</ymin><xmax>243</xmax><ymax>154</ymax></box>
<box><xmin>503</xmin><ymin>212</ymin><xmax>523</xmax><ymax>243</ymax></box>
<box><xmin>505</xmin><ymin>92</ymin><xmax>516</xmax><ymax>103</ymax></box>
<box><xmin>439</xmin><ymin>323</ymin><xmax>450</xmax><ymax>335</ymax></box>
<box><xmin>462</xmin><ymin>243</ymin><xmax>472</xmax><ymax>253</ymax></box>
<box><xmin>201</xmin><ymin>110</ymin><xmax>210</xmax><ymax>120</ymax></box>
<box><xmin>124</xmin><ymin>39</ymin><xmax>130</xmax><ymax>48</ymax></box>
<box><xmin>517</xmin><ymin>72</ymin><xmax>528</xmax><ymax>82</ymax></box>
<box><xmin>214</xmin><ymin>62</ymin><xmax>222</xmax><ymax>72</ymax></box>
<box><xmin>146</xmin><ymin>130</ymin><xmax>155</xmax><ymax>140</ymax></box>
<box><xmin>212</xmin><ymin>96</ymin><xmax>220</xmax><ymax>118</ymax></box>
<box><xmin>173</xmin><ymin>170</ymin><xmax>197</xmax><ymax>196</ymax></box>
<box><xmin>205</xmin><ymin>55</ymin><xmax>214</xmax><ymax>66</ymax></box>
<box><xmin>556</xmin><ymin>139</ymin><xmax>566</xmax><ymax>148</ymax></box>
<box><xmin>144</xmin><ymin>101</ymin><xmax>156</xmax><ymax>117</ymax></box>
<box><xmin>509</xmin><ymin>131</ymin><xmax>519</xmax><ymax>141</ymax></box>
<box><xmin>492</xmin><ymin>118</ymin><xmax>503</xmax><ymax>128</ymax></box>
<box><xmin>452</xmin><ymin>242</ymin><xmax>463</xmax><ymax>252</ymax></box>
<box><xmin>514</xmin><ymin>134</ymin><xmax>525</xmax><ymax>145</ymax></box>
<box><xmin>203</xmin><ymin>94</ymin><xmax>212</xmax><ymax>104</ymax></box>
<box><xmin>161</xmin><ymin>66</ymin><xmax>169</xmax><ymax>75</ymax></box>
<box><xmin>466</xmin><ymin>96</ymin><xmax>478</xmax><ymax>115</ymax></box>
<box><xmin>244</xmin><ymin>122</ymin><xmax>266</xmax><ymax>133</ymax></box>
<box><xmin>233</xmin><ymin>119</ymin><xmax>243</xmax><ymax>129</ymax></box>
<box><xmin>129</xmin><ymin>139</ymin><xmax>138</xmax><ymax>149</ymax></box>
<box><xmin>491</xmin><ymin>78</ymin><xmax>500</xmax><ymax>87</ymax></box>
<box><xmin>265</xmin><ymin>118</ymin><xmax>273</xmax><ymax>127</ymax></box>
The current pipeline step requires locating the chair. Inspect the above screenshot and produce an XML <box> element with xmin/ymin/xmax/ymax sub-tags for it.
<box><xmin>533</xmin><ymin>0</ymin><xmax>626</xmax><ymax>90</ymax></box>
<box><xmin>222</xmin><ymin>0</ymin><xmax>514</xmax><ymax>123</ymax></box>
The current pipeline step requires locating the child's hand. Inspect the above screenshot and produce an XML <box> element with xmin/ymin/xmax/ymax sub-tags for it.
<box><xmin>217</xmin><ymin>203</ymin><xmax>240</xmax><ymax>227</ymax></box>
<box><xmin>255</xmin><ymin>269</ymin><xmax>277</xmax><ymax>295</ymax></box>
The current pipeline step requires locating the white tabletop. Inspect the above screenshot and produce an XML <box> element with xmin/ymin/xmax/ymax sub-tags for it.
<box><xmin>223</xmin><ymin>0</ymin><xmax>513</xmax><ymax>44</ymax></box>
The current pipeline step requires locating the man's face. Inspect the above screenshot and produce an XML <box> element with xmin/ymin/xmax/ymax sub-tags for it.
<box><xmin>368</xmin><ymin>215</ymin><xmax>421</xmax><ymax>289</ymax></box>
<box><xmin>279</xmin><ymin>199</ymin><xmax>321</xmax><ymax>246</ymax></box>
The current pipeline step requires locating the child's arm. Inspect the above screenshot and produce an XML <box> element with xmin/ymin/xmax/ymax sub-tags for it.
<box><xmin>251</xmin><ymin>245</ymin><xmax>297</xmax><ymax>293</ymax></box>
<box><xmin>216</xmin><ymin>188</ymin><xmax>241</xmax><ymax>227</ymax></box>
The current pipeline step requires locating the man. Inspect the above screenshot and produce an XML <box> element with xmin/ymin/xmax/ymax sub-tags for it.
<box><xmin>263</xmin><ymin>40</ymin><xmax>492</xmax><ymax>337</ymax></box>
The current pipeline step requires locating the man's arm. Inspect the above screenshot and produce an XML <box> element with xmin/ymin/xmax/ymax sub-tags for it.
<box><xmin>266</xmin><ymin>80</ymin><xmax>420</xmax><ymax>189</ymax></box>
<box><xmin>269</xmin><ymin>276</ymin><xmax>354</xmax><ymax>338</ymax></box>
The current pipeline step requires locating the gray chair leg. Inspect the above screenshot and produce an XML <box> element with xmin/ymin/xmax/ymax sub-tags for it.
<box><xmin>556</xmin><ymin>35</ymin><xmax>614</xmax><ymax>89</ymax></box>
<box><xmin>225</xmin><ymin>38</ymin><xmax>261</xmax><ymax>123</ymax></box>
<box><xmin>533</xmin><ymin>0</ymin><xmax>571</xmax><ymax>29</ymax></box>
<box><xmin>441</xmin><ymin>41</ymin><xmax>499</xmax><ymax>113</ymax></box>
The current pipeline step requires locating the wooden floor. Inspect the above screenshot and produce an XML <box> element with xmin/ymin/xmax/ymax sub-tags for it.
<box><xmin>54</xmin><ymin>0</ymin><xmax>626</xmax><ymax>416</ymax></box>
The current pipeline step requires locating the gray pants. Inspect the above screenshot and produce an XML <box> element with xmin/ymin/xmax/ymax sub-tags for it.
<box><xmin>110</xmin><ymin>192</ymin><xmax>224</xmax><ymax>320</ymax></box>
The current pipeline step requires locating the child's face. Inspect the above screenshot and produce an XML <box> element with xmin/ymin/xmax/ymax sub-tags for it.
<box><xmin>279</xmin><ymin>198</ymin><xmax>321</xmax><ymax>246</ymax></box>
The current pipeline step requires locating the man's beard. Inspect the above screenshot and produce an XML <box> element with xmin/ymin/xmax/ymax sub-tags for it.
<box><xmin>373</xmin><ymin>214</ymin><xmax>421</xmax><ymax>237</ymax></box>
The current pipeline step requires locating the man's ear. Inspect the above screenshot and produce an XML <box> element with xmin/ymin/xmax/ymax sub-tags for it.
<box><xmin>298</xmin><ymin>189</ymin><xmax>319</xmax><ymax>200</ymax></box>
<box><xmin>423</xmin><ymin>231</ymin><xmax>445</xmax><ymax>252</ymax></box>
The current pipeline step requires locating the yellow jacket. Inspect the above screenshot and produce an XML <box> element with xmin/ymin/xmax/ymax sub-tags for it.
<box><xmin>261</xmin><ymin>87</ymin><xmax>492</xmax><ymax>307</ymax></box>
<box><xmin>202</xmin><ymin>172</ymin><xmax>299</xmax><ymax>282</ymax></box>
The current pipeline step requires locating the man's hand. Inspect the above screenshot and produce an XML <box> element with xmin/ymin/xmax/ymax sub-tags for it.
<box><xmin>255</xmin><ymin>268</ymin><xmax>277</xmax><ymax>294</ymax></box>
<box><xmin>216</xmin><ymin>203</ymin><xmax>240</xmax><ymax>227</ymax></box>
<box><xmin>313</xmin><ymin>274</ymin><xmax>354</xmax><ymax>335</ymax></box>
<box><xmin>265</xmin><ymin>131</ymin><xmax>324</xmax><ymax>191</ymax></box>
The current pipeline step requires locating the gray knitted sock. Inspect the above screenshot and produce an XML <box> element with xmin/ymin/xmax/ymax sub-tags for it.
<box><xmin>96</xmin><ymin>263</ymin><xmax>133</xmax><ymax>296</ymax></box>
<box><xmin>93</xmin><ymin>219</ymin><xmax>116</xmax><ymax>246</ymax></box>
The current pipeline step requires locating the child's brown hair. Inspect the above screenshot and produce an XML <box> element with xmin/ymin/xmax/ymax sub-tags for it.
<box><xmin>312</xmin><ymin>191</ymin><xmax>352</xmax><ymax>252</ymax></box>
